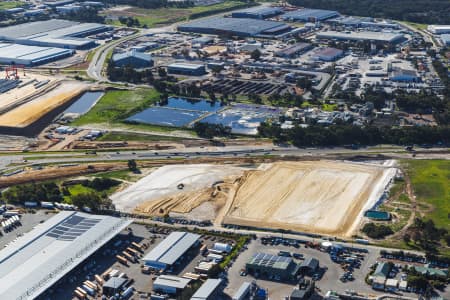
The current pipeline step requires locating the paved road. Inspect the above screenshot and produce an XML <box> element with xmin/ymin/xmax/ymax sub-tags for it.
<box><xmin>1</xmin><ymin>144</ymin><xmax>448</xmax><ymax>173</ymax></box>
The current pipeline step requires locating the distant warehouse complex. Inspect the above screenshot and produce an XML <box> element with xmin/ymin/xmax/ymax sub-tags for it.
<box><xmin>316</xmin><ymin>31</ymin><xmax>405</xmax><ymax>44</ymax></box>
<box><xmin>0</xmin><ymin>211</ymin><xmax>132</xmax><ymax>300</ymax></box>
<box><xmin>178</xmin><ymin>17</ymin><xmax>294</xmax><ymax>38</ymax></box>
<box><xmin>0</xmin><ymin>19</ymin><xmax>110</xmax><ymax>49</ymax></box>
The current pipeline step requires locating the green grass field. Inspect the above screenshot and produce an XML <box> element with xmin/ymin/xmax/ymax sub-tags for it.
<box><xmin>72</xmin><ymin>89</ymin><xmax>160</xmax><ymax>126</ymax></box>
<box><xmin>104</xmin><ymin>1</ymin><xmax>248</xmax><ymax>27</ymax></box>
<box><xmin>0</xmin><ymin>1</ymin><xmax>23</xmax><ymax>10</ymax></box>
<box><xmin>404</xmin><ymin>159</ymin><xmax>450</xmax><ymax>230</ymax></box>
<box><xmin>403</xmin><ymin>21</ymin><xmax>428</xmax><ymax>31</ymax></box>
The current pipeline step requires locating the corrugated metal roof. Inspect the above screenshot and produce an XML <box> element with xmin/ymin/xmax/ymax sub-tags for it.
<box><xmin>0</xmin><ymin>43</ymin><xmax>73</xmax><ymax>64</ymax></box>
<box><xmin>168</xmin><ymin>63</ymin><xmax>205</xmax><ymax>70</ymax></box>
<box><xmin>154</xmin><ymin>275</ymin><xmax>191</xmax><ymax>289</ymax></box>
<box><xmin>316</xmin><ymin>31</ymin><xmax>404</xmax><ymax>43</ymax></box>
<box><xmin>282</xmin><ymin>9</ymin><xmax>339</xmax><ymax>21</ymax></box>
<box><xmin>233</xmin><ymin>282</ymin><xmax>251</xmax><ymax>300</ymax></box>
<box><xmin>0</xmin><ymin>211</ymin><xmax>132</xmax><ymax>300</ymax></box>
<box><xmin>112</xmin><ymin>50</ymin><xmax>153</xmax><ymax>63</ymax></box>
<box><xmin>191</xmin><ymin>279</ymin><xmax>222</xmax><ymax>300</ymax></box>
<box><xmin>178</xmin><ymin>17</ymin><xmax>289</xmax><ymax>36</ymax></box>
<box><xmin>143</xmin><ymin>231</ymin><xmax>200</xmax><ymax>266</ymax></box>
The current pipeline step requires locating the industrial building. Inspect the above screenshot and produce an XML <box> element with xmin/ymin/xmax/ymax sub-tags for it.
<box><xmin>178</xmin><ymin>17</ymin><xmax>292</xmax><ymax>38</ymax></box>
<box><xmin>231</xmin><ymin>6</ymin><xmax>283</xmax><ymax>19</ymax></box>
<box><xmin>316</xmin><ymin>31</ymin><xmax>405</xmax><ymax>44</ymax></box>
<box><xmin>153</xmin><ymin>275</ymin><xmax>191</xmax><ymax>294</ymax></box>
<box><xmin>112</xmin><ymin>50</ymin><xmax>153</xmax><ymax>68</ymax></box>
<box><xmin>0</xmin><ymin>19</ymin><xmax>111</xmax><ymax>49</ymax></box>
<box><xmin>275</xmin><ymin>42</ymin><xmax>313</xmax><ymax>58</ymax></box>
<box><xmin>282</xmin><ymin>9</ymin><xmax>339</xmax><ymax>22</ymax></box>
<box><xmin>142</xmin><ymin>231</ymin><xmax>200</xmax><ymax>270</ymax></box>
<box><xmin>191</xmin><ymin>278</ymin><xmax>223</xmax><ymax>300</ymax></box>
<box><xmin>168</xmin><ymin>63</ymin><xmax>207</xmax><ymax>76</ymax></box>
<box><xmin>0</xmin><ymin>211</ymin><xmax>132</xmax><ymax>300</ymax></box>
<box><xmin>246</xmin><ymin>252</ymin><xmax>299</xmax><ymax>281</ymax></box>
<box><xmin>0</xmin><ymin>43</ymin><xmax>74</xmax><ymax>66</ymax></box>
<box><xmin>311</xmin><ymin>47</ymin><xmax>343</xmax><ymax>61</ymax></box>
<box><xmin>427</xmin><ymin>25</ymin><xmax>450</xmax><ymax>34</ymax></box>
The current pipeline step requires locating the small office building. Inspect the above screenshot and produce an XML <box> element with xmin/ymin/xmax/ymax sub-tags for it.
<box><xmin>246</xmin><ymin>252</ymin><xmax>299</xmax><ymax>281</ymax></box>
<box><xmin>153</xmin><ymin>275</ymin><xmax>190</xmax><ymax>295</ymax></box>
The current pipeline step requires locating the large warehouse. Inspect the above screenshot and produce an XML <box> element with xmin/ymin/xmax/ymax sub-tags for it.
<box><xmin>178</xmin><ymin>17</ymin><xmax>292</xmax><ymax>38</ymax></box>
<box><xmin>0</xmin><ymin>211</ymin><xmax>132</xmax><ymax>300</ymax></box>
<box><xmin>282</xmin><ymin>9</ymin><xmax>339</xmax><ymax>22</ymax></box>
<box><xmin>142</xmin><ymin>231</ymin><xmax>200</xmax><ymax>270</ymax></box>
<box><xmin>231</xmin><ymin>6</ymin><xmax>283</xmax><ymax>19</ymax></box>
<box><xmin>427</xmin><ymin>25</ymin><xmax>450</xmax><ymax>34</ymax></box>
<box><xmin>0</xmin><ymin>19</ymin><xmax>111</xmax><ymax>49</ymax></box>
<box><xmin>0</xmin><ymin>43</ymin><xmax>74</xmax><ymax>66</ymax></box>
<box><xmin>316</xmin><ymin>31</ymin><xmax>405</xmax><ymax>44</ymax></box>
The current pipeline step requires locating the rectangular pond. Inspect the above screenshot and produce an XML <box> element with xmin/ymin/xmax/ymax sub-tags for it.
<box><xmin>63</xmin><ymin>91</ymin><xmax>104</xmax><ymax>115</ymax></box>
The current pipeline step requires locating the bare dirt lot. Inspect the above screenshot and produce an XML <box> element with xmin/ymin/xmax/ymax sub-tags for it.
<box><xmin>112</xmin><ymin>164</ymin><xmax>245</xmax><ymax>213</ymax></box>
<box><xmin>223</xmin><ymin>161</ymin><xmax>396</xmax><ymax>237</ymax></box>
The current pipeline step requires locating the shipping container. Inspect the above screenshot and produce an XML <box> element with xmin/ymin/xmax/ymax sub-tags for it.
<box><xmin>116</xmin><ymin>255</ymin><xmax>128</xmax><ymax>265</ymax></box>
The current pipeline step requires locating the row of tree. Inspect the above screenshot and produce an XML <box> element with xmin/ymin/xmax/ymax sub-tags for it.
<box><xmin>257</xmin><ymin>123</ymin><xmax>450</xmax><ymax>147</ymax></box>
<box><xmin>287</xmin><ymin>0</ymin><xmax>450</xmax><ymax>24</ymax></box>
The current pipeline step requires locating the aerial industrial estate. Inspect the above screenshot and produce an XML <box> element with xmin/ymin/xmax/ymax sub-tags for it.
<box><xmin>0</xmin><ymin>0</ymin><xmax>448</xmax><ymax>300</ymax></box>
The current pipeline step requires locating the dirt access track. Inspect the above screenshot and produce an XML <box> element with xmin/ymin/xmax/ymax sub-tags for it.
<box><xmin>223</xmin><ymin>160</ymin><xmax>396</xmax><ymax>237</ymax></box>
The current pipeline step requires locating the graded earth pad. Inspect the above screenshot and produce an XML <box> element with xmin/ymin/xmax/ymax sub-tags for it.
<box><xmin>111</xmin><ymin>164</ymin><xmax>245</xmax><ymax>212</ymax></box>
<box><xmin>224</xmin><ymin>161</ymin><xmax>396</xmax><ymax>237</ymax></box>
<box><xmin>0</xmin><ymin>81</ymin><xmax>87</xmax><ymax>127</ymax></box>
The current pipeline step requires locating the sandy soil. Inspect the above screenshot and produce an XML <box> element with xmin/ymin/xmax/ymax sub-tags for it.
<box><xmin>223</xmin><ymin>160</ymin><xmax>396</xmax><ymax>237</ymax></box>
<box><xmin>111</xmin><ymin>164</ymin><xmax>245</xmax><ymax>212</ymax></box>
<box><xmin>0</xmin><ymin>81</ymin><xmax>87</xmax><ymax>127</ymax></box>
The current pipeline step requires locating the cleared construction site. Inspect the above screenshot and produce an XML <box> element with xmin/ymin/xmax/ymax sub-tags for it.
<box><xmin>111</xmin><ymin>160</ymin><xmax>396</xmax><ymax>237</ymax></box>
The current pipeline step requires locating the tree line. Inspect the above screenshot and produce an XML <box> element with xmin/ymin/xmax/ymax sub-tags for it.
<box><xmin>287</xmin><ymin>0</ymin><xmax>450</xmax><ymax>24</ymax></box>
<box><xmin>257</xmin><ymin>123</ymin><xmax>450</xmax><ymax>147</ymax></box>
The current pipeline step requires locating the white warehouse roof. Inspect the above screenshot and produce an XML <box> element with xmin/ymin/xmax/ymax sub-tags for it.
<box><xmin>0</xmin><ymin>43</ymin><xmax>74</xmax><ymax>66</ymax></box>
<box><xmin>154</xmin><ymin>275</ymin><xmax>191</xmax><ymax>289</ymax></box>
<box><xmin>143</xmin><ymin>231</ymin><xmax>200</xmax><ymax>266</ymax></box>
<box><xmin>191</xmin><ymin>278</ymin><xmax>222</xmax><ymax>300</ymax></box>
<box><xmin>316</xmin><ymin>30</ymin><xmax>404</xmax><ymax>43</ymax></box>
<box><xmin>0</xmin><ymin>211</ymin><xmax>132</xmax><ymax>300</ymax></box>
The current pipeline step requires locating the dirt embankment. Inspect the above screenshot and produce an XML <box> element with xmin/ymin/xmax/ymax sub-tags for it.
<box><xmin>0</xmin><ymin>163</ymin><xmax>127</xmax><ymax>188</ymax></box>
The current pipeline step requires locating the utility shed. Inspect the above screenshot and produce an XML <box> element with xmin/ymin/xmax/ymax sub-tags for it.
<box><xmin>112</xmin><ymin>50</ymin><xmax>153</xmax><ymax>68</ymax></box>
<box><xmin>103</xmin><ymin>277</ymin><xmax>128</xmax><ymax>296</ymax></box>
<box><xmin>373</xmin><ymin>262</ymin><xmax>390</xmax><ymax>278</ymax></box>
<box><xmin>153</xmin><ymin>275</ymin><xmax>191</xmax><ymax>295</ymax></box>
<box><xmin>299</xmin><ymin>257</ymin><xmax>319</xmax><ymax>274</ymax></box>
<box><xmin>190</xmin><ymin>278</ymin><xmax>222</xmax><ymax>300</ymax></box>
<box><xmin>142</xmin><ymin>231</ymin><xmax>200</xmax><ymax>270</ymax></box>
